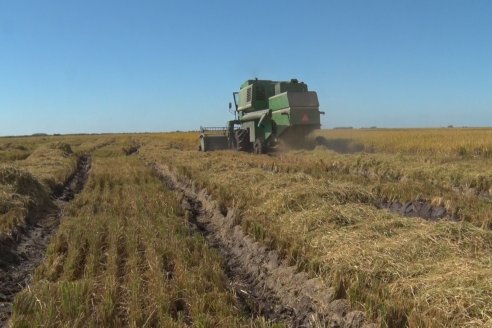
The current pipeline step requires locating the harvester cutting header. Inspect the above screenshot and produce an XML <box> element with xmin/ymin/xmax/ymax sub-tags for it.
<box><xmin>199</xmin><ymin>78</ymin><xmax>324</xmax><ymax>153</ymax></box>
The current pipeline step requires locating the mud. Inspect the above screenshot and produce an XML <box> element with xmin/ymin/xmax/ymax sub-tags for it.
<box><xmin>123</xmin><ymin>143</ymin><xmax>141</xmax><ymax>156</ymax></box>
<box><xmin>377</xmin><ymin>199</ymin><xmax>457</xmax><ymax>221</ymax></box>
<box><xmin>55</xmin><ymin>154</ymin><xmax>92</xmax><ymax>201</ymax></box>
<box><xmin>0</xmin><ymin>155</ymin><xmax>91</xmax><ymax>326</ymax></box>
<box><xmin>151</xmin><ymin>162</ymin><xmax>376</xmax><ymax>328</ymax></box>
<box><xmin>259</xmin><ymin>154</ymin><xmax>457</xmax><ymax>224</ymax></box>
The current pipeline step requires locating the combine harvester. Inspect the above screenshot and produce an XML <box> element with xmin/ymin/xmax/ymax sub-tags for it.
<box><xmin>199</xmin><ymin>78</ymin><xmax>324</xmax><ymax>153</ymax></box>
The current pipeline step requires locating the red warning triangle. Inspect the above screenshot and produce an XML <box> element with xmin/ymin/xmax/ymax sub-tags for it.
<box><xmin>302</xmin><ymin>113</ymin><xmax>310</xmax><ymax>123</ymax></box>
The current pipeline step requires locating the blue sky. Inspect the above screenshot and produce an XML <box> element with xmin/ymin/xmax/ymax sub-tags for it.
<box><xmin>1</xmin><ymin>0</ymin><xmax>491</xmax><ymax>135</ymax></box>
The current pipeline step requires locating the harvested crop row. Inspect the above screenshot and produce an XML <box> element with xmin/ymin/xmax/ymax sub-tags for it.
<box><xmin>0</xmin><ymin>135</ymin><xmax>131</xmax><ymax>238</ymax></box>
<box><xmin>139</xmin><ymin>142</ymin><xmax>492</xmax><ymax>328</ymax></box>
<box><xmin>10</xmin><ymin>149</ymin><xmax>275</xmax><ymax>327</ymax></box>
<box><xmin>137</xmin><ymin>131</ymin><xmax>492</xmax><ymax>228</ymax></box>
<box><xmin>172</xmin><ymin>147</ymin><xmax>492</xmax><ymax>229</ymax></box>
<box><xmin>20</xmin><ymin>143</ymin><xmax>78</xmax><ymax>195</ymax></box>
<box><xmin>262</xmin><ymin>151</ymin><xmax>490</xmax><ymax>227</ymax></box>
<box><xmin>0</xmin><ymin>152</ymin><xmax>91</xmax><ymax>326</ymax></box>
<box><xmin>0</xmin><ymin>166</ymin><xmax>51</xmax><ymax>236</ymax></box>
<box><xmin>0</xmin><ymin>140</ymin><xmax>89</xmax><ymax>239</ymax></box>
<box><xmin>151</xmin><ymin>162</ymin><xmax>376</xmax><ymax>327</ymax></box>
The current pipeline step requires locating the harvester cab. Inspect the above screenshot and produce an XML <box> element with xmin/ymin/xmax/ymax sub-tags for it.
<box><xmin>199</xmin><ymin>78</ymin><xmax>323</xmax><ymax>153</ymax></box>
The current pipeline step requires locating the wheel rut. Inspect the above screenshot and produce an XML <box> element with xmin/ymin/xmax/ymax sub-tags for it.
<box><xmin>150</xmin><ymin>161</ymin><xmax>376</xmax><ymax>328</ymax></box>
<box><xmin>0</xmin><ymin>154</ymin><xmax>91</xmax><ymax>327</ymax></box>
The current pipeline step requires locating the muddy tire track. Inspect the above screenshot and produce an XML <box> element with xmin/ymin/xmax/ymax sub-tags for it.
<box><xmin>150</xmin><ymin>162</ymin><xmax>376</xmax><ymax>328</ymax></box>
<box><xmin>260</xmin><ymin>157</ymin><xmax>462</xmax><ymax>223</ymax></box>
<box><xmin>377</xmin><ymin>199</ymin><xmax>458</xmax><ymax>221</ymax></box>
<box><xmin>0</xmin><ymin>155</ymin><xmax>91</xmax><ymax>326</ymax></box>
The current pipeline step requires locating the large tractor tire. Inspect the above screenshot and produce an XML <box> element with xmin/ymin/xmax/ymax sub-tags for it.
<box><xmin>253</xmin><ymin>137</ymin><xmax>267</xmax><ymax>154</ymax></box>
<box><xmin>228</xmin><ymin>137</ymin><xmax>236</xmax><ymax>150</ymax></box>
<box><xmin>235</xmin><ymin>129</ymin><xmax>250</xmax><ymax>152</ymax></box>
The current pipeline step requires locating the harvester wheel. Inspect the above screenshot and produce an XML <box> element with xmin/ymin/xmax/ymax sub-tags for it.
<box><xmin>254</xmin><ymin>137</ymin><xmax>267</xmax><ymax>154</ymax></box>
<box><xmin>228</xmin><ymin>136</ymin><xmax>236</xmax><ymax>150</ymax></box>
<box><xmin>235</xmin><ymin>129</ymin><xmax>250</xmax><ymax>152</ymax></box>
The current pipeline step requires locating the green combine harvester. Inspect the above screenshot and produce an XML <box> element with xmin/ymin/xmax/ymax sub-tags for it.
<box><xmin>199</xmin><ymin>78</ymin><xmax>324</xmax><ymax>153</ymax></box>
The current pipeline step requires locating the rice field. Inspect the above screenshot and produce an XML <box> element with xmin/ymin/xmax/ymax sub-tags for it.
<box><xmin>139</xmin><ymin>128</ymin><xmax>492</xmax><ymax>327</ymax></box>
<box><xmin>1</xmin><ymin>128</ymin><xmax>491</xmax><ymax>327</ymax></box>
